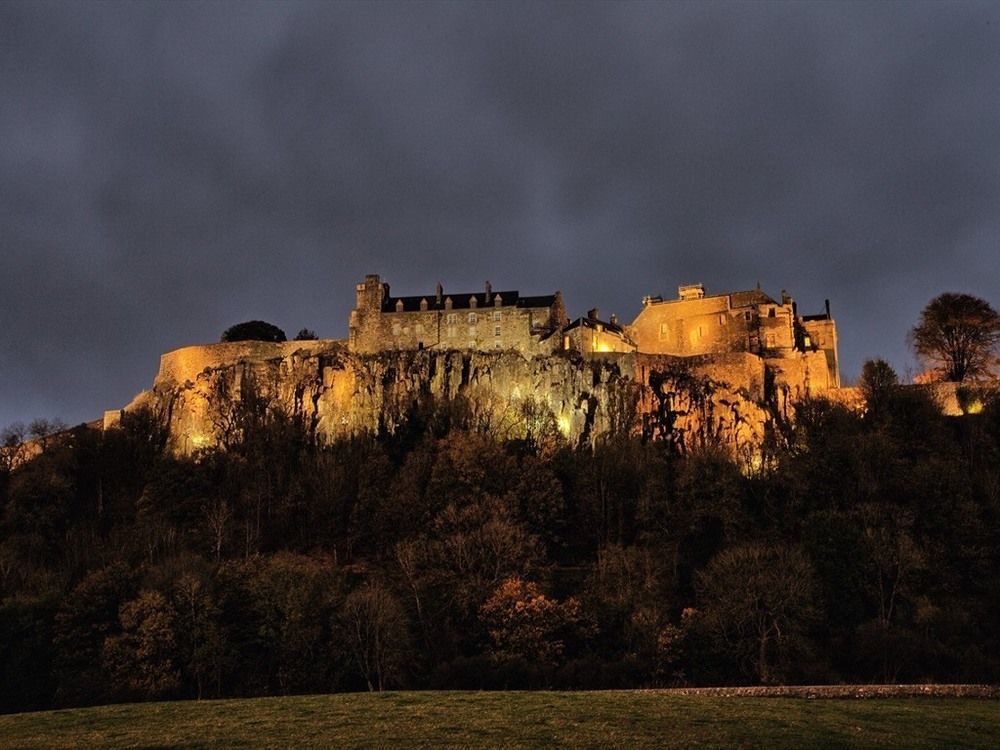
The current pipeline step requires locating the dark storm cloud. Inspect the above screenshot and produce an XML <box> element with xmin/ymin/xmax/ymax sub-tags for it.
<box><xmin>2</xmin><ymin>0</ymin><xmax>999</xmax><ymax>426</ymax></box>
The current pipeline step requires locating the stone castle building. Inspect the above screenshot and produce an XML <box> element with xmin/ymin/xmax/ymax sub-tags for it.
<box><xmin>349</xmin><ymin>274</ymin><xmax>839</xmax><ymax>390</ymax></box>
<box><xmin>629</xmin><ymin>283</ymin><xmax>840</xmax><ymax>387</ymax></box>
<box><xmin>563</xmin><ymin>309</ymin><xmax>636</xmax><ymax>354</ymax></box>
<box><xmin>349</xmin><ymin>274</ymin><xmax>567</xmax><ymax>355</ymax></box>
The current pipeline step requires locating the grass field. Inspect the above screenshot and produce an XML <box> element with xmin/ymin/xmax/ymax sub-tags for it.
<box><xmin>1</xmin><ymin>690</ymin><xmax>998</xmax><ymax>749</ymax></box>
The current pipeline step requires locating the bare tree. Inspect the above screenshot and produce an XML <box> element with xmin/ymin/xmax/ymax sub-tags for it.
<box><xmin>0</xmin><ymin>423</ymin><xmax>29</xmax><ymax>474</ymax></box>
<box><xmin>341</xmin><ymin>582</ymin><xmax>409</xmax><ymax>692</ymax></box>
<box><xmin>696</xmin><ymin>544</ymin><xmax>819</xmax><ymax>684</ymax></box>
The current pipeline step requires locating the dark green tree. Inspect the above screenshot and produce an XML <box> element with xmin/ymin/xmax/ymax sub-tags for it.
<box><xmin>220</xmin><ymin>321</ymin><xmax>287</xmax><ymax>343</ymax></box>
<box><xmin>910</xmin><ymin>293</ymin><xmax>1000</xmax><ymax>381</ymax></box>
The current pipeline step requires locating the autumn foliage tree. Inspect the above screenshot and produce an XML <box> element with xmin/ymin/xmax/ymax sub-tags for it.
<box><xmin>479</xmin><ymin>577</ymin><xmax>592</xmax><ymax>666</ymax></box>
<box><xmin>910</xmin><ymin>293</ymin><xmax>1000</xmax><ymax>382</ymax></box>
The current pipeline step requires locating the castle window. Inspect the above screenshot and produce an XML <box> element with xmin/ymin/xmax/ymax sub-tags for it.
<box><xmin>468</xmin><ymin>313</ymin><xmax>478</xmax><ymax>324</ymax></box>
<box><xmin>659</xmin><ymin>323</ymin><xmax>668</xmax><ymax>339</ymax></box>
<box><xmin>719</xmin><ymin>314</ymin><xmax>725</xmax><ymax>326</ymax></box>
<box><xmin>493</xmin><ymin>311</ymin><xmax>501</xmax><ymax>321</ymax></box>
<box><xmin>494</xmin><ymin>325</ymin><xmax>501</xmax><ymax>337</ymax></box>
<box><xmin>469</xmin><ymin>340</ymin><xmax>476</xmax><ymax>349</ymax></box>
<box><xmin>395</xmin><ymin>299</ymin><xmax>404</xmax><ymax>312</ymax></box>
<box><xmin>447</xmin><ymin>326</ymin><xmax>456</xmax><ymax>338</ymax></box>
<box><xmin>769</xmin><ymin>307</ymin><xmax>776</xmax><ymax>318</ymax></box>
<box><xmin>415</xmin><ymin>324</ymin><xmax>424</xmax><ymax>334</ymax></box>
<box><xmin>745</xmin><ymin>311</ymin><xmax>752</xmax><ymax>321</ymax></box>
<box><xmin>392</xmin><ymin>324</ymin><xmax>401</xmax><ymax>336</ymax></box>
<box><xmin>419</xmin><ymin>298</ymin><xmax>428</xmax><ymax>311</ymax></box>
<box><xmin>447</xmin><ymin>313</ymin><xmax>457</xmax><ymax>325</ymax></box>
<box><xmin>469</xmin><ymin>326</ymin><xmax>477</xmax><ymax>336</ymax></box>
<box><xmin>495</xmin><ymin>341</ymin><xmax>502</xmax><ymax>349</ymax></box>
<box><xmin>445</xmin><ymin>296</ymin><xmax>453</xmax><ymax>310</ymax></box>
<box><xmin>469</xmin><ymin>296</ymin><xmax>478</xmax><ymax>309</ymax></box>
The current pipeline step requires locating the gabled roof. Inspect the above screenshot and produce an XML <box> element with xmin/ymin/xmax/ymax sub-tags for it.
<box><xmin>644</xmin><ymin>288</ymin><xmax>777</xmax><ymax>309</ymax></box>
<box><xmin>729</xmin><ymin>289</ymin><xmax>777</xmax><ymax>308</ymax></box>
<box><xmin>382</xmin><ymin>291</ymin><xmax>557</xmax><ymax>312</ymax></box>
<box><xmin>564</xmin><ymin>315</ymin><xmax>630</xmax><ymax>338</ymax></box>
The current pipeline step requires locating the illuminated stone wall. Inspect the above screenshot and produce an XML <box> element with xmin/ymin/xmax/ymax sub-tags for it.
<box><xmin>110</xmin><ymin>342</ymin><xmax>806</xmax><ymax>458</ymax></box>
<box><xmin>349</xmin><ymin>274</ymin><xmax>565</xmax><ymax>355</ymax></box>
<box><xmin>630</xmin><ymin>291</ymin><xmax>798</xmax><ymax>357</ymax></box>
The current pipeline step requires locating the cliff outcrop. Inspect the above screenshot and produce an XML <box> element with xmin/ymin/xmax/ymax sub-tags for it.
<box><xmin>106</xmin><ymin>340</ymin><xmax>813</xmax><ymax>459</ymax></box>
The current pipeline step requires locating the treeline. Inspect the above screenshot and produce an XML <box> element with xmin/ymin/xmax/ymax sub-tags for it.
<box><xmin>1</xmin><ymin>376</ymin><xmax>1000</xmax><ymax>712</ymax></box>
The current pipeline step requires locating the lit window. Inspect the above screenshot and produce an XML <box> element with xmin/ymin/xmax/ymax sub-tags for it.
<box><xmin>468</xmin><ymin>313</ymin><xmax>478</xmax><ymax>324</ymax></box>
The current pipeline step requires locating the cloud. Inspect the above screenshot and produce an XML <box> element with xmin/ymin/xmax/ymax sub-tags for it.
<box><xmin>1</xmin><ymin>0</ymin><xmax>998</xmax><ymax>425</ymax></box>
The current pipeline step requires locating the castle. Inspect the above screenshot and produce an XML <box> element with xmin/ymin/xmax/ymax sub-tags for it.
<box><xmin>100</xmin><ymin>274</ymin><xmax>845</xmax><ymax>456</ymax></box>
<box><xmin>348</xmin><ymin>274</ymin><xmax>840</xmax><ymax>391</ymax></box>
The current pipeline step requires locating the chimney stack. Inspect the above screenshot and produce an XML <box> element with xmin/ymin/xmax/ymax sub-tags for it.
<box><xmin>609</xmin><ymin>313</ymin><xmax>618</xmax><ymax>326</ymax></box>
<box><xmin>436</xmin><ymin>282</ymin><xmax>443</xmax><ymax>306</ymax></box>
<box><xmin>485</xmin><ymin>280</ymin><xmax>492</xmax><ymax>299</ymax></box>
<box><xmin>587</xmin><ymin>307</ymin><xmax>600</xmax><ymax>321</ymax></box>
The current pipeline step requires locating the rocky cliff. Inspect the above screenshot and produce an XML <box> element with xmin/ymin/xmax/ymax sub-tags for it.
<box><xmin>105</xmin><ymin>340</ymin><xmax>821</xmax><ymax>460</ymax></box>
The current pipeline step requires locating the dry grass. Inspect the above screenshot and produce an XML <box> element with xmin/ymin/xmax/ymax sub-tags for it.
<box><xmin>1</xmin><ymin>690</ymin><xmax>998</xmax><ymax>749</ymax></box>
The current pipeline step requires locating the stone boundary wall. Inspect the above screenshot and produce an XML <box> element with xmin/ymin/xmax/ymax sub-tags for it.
<box><xmin>641</xmin><ymin>684</ymin><xmax>1000</xmax><ymax>699</ymax></box>
<box><xmin>155</xmin><ymin>340</ymin><xmax>344</xmax><ymax>387</ymax></box>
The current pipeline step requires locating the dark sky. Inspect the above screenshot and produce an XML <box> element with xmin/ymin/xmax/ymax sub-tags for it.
<box><xmin>2</xmin><ymin>0</ymin><xmax>999</xmax><ymax>428</ymax></box>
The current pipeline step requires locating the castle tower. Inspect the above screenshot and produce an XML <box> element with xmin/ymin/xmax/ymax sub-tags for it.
<box><xmin>349</xmin><ymin>274</ymin><xmax>388</xmax><ymax>352</ymax></box>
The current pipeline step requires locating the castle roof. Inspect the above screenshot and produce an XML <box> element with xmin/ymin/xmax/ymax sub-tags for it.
<box><xmin>645</xmin><ymin>288</ymin><xmax>777</xmax><ymax>308</ymax></box>
<box><xmin>382</xmin><ymin>290</ymin><xmax>558</xmax><ymax>312</ymax></box>
<box><xmin>563</xmin><ymin>315</ymin><xmax>629</xmax><ymax>337</ymax></box>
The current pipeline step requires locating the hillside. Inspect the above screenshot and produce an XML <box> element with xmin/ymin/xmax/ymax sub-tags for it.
<box><xmin>2</xmin><ymin>691</ymin><xmax>999</xmax><ymax>749</ymax></box>
<box><xmin>2</xmin><ymin>341</ymin><xmax>999</xmax><ymax>712</ymax></box>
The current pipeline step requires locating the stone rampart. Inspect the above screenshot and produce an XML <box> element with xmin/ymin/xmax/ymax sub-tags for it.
<box><xmin>106</xmin><ymin>341</ymin><xmax>868</xmax><ymax>460</ymax></box>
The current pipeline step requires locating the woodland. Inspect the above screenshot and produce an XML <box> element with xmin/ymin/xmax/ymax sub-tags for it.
<box><xmin>1</xmin><ymin>360</ymin><xmax>999</xmax><ymax>713</ymax></box>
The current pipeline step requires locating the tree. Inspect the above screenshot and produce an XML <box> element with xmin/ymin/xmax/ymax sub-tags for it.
<box><xmin>102</xmin><ymin>590</ymin><xmax>181</xmax><ymax>699</ymax></box>
<box><xmin>695</xmin><ymin>544</ymin><xmax>819</xmax><ymax>684</ymax></box>
<box><xmin>220</xmin><ymin>321</ymin><xmax>287</xmax><ymax>343</ymax></box>
<box><xmin>859</xmin><ymin>358</ymin><xmax>899</xmax><ymax>419</ymax></box>
<box><xmin>479</xmin><ymin>577</ymin><xmax>591</xmax><ymax>666</ymax></box>
<box><xmin>910</xmin><ymin>293</ymin><xmax>1000</xmax><ymax>382</ymax></box>
<box><xmin>340</xmin><ymin>582</ymin><xmax>409</xmax><ymax>692</ymax></box>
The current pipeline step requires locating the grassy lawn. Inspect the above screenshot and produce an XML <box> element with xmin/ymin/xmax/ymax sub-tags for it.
<box><xmin>1</xmin><ymin>691</ymin><xmax>998</xmax><ymax>749</ymax></box>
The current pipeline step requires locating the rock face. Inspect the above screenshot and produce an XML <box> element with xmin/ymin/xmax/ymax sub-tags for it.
<box><xmin>106</xmin><ymin>340</ymin><xmax>832</xmax><ymax>459</ymax></box>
